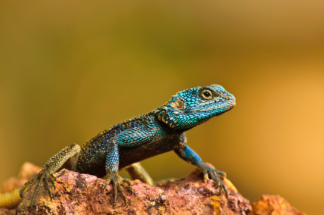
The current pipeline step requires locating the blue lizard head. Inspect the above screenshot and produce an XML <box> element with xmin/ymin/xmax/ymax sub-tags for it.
<box><xmin>156</xmin><ymin>84</ymin><xmax>236</xmax><ymax>130</ymax></box>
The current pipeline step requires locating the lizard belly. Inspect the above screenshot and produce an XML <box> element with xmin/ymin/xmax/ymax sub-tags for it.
<box><xmin>76</xmin><ymin>145</ymin><xmax>107</xmax><ymax>177</ymax></box>
<box><xmin>119</xmin><ymin>137</ymin><xmax>178</xmax><ymax>169</ymax></box>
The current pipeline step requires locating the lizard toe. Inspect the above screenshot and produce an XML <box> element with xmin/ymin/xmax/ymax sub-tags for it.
<box><xmin>199</xmin><ymin>163</ymin><xmax>228</xmax><ymax>198</ymax></box>
<box><xmin>216</xmin><ymin>170</ymin><xmax>227</xmax><ymax>179</ymax></box>
<box><xmin>103</xmin><ymin>174</ymin><xmax>132</xmax><ymax>206</ymax></box>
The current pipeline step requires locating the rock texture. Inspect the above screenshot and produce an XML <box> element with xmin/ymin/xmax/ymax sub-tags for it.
<box><xmin>0</xmin><ymin>163</ymin><xmax>42</xmax><ymax>194</ymax></box>
<box><xmin>0</xmin><ymin>162</ymin><xmax>305</xmax><ymax>215</ymax></box>
<box><xmin>250</xmin><ymin>195</ymin><xmax>306</xmax><ymax>215</ymax></box>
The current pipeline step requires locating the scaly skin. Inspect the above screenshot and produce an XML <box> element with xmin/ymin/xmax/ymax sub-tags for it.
<box><xmin>0</xmin><ymin>84</ymin><xmax>236</xmax><ymax>208</ymax></box>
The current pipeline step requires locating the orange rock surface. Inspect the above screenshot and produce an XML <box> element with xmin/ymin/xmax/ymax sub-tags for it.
<box><xmin>0</xmin><ymin>163</ymin><xmax>306</xmax><ymax>215</ymax></box>
<box><xmin>250</xmin><ymin>195</ymin><xmax>306</xmax><ymax>215</ymax></box>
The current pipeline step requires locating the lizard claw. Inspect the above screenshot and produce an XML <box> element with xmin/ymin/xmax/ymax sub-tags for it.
<box><xmin>20</xmin><ymin>169</ymin><xmax>56</xmax><ymax>205</ymax></box>
<box><xmin>216</xmin><ymin>170</ymin><xmax>226</xmax><ymax>179</ymax></box>
<box><xmin>200</xmin><ymin>164</ymin><xmax>228</xmax><ymax>198</ymax></box>
<box><xmin>102</xmin><ymin>174</ymin><xmax>133</xmax><ymax>206</ymax></box>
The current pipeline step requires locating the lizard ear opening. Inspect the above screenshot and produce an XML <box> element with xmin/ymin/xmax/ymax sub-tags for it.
<box><xmin>170</xmin><ymin>99</ymin><xmax>184</xmax><ymax>110</ymax></box>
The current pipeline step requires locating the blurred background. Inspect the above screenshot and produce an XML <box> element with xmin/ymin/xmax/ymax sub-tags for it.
<box><xmin>0</xmin><ymin>1</ymin><xmax>323</xmax><ymax>214</ymax></box>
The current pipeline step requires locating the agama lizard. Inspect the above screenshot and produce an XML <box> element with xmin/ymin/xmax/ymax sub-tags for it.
<box><xmin>0</xmin><ymin>84</ymin><xmax>236</xmax><ymax>208</ymax></box>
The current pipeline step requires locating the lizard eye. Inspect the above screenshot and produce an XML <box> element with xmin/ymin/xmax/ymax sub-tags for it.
<box><xmin>200</xmin><ymin>89</ymin><xmax>213</xmax><ymax>100</ymax></box>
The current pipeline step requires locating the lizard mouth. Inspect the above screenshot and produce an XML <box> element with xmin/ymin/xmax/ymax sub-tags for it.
<box><xmin>190</xmin><ymin>96</ymin><xmax>236</xmax><ymax>113</ymax></box>
<box><xmin>198</xmin><ymin>100</ymin><xmax>235</xmax><ymax>112</ymax></box>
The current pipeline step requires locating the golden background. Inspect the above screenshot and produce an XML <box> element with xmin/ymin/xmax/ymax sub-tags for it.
<box><xmin>1</xmin><ymin>1</ymin><xmax>324</xmax><ymax>214</ymax></box>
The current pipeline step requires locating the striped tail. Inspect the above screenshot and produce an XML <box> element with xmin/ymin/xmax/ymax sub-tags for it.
<box><xmin>0</xmin><ymin>188</ymin><xmax>21</xmax><ymax>209</ymax></box>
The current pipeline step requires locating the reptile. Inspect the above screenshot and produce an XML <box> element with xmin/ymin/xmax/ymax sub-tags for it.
<box><xmin>0</xmin><ymin>84</ymin><xmax>236</xmax><ymax>209</ymax></box>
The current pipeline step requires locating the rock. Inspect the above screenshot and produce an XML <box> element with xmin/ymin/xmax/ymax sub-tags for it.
<box><xmin>156</xmin><ymin>165</ymin><xmax>250</xmax><ymax>215</ymax></box>
<box><xmin>0</xmin><ymin>208</ymin><xmax>13</xmax><ymax>215</ymax></box>
<box><xmin>250</xmin><ymin>195</ymin><xmax>306</xmax><ymax>215</ymax></box>
<box><xmin>13</xmin><ymin>163</ymin><xmax>250</xmax><ymax>214</ymax></box>
<box><xmin>0</xmin><ymin>162</ymin><xmax>305</xmax><ymax>215</ymax></box>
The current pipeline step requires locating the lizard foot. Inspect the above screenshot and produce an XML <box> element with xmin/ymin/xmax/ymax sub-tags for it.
<box><xmin>19</xmin><ymin>169</ymin><xmax>56</xmax><ymax>205</ymax></box>
<box><xmin>200</xmin><ymin>163</ymin><xmax>228</xmax><ymax>198</ymax></box>
<box><xmin>101</xmin><ymin>174</ymin><xmax>133</xmax><ymax>206</ymax></box>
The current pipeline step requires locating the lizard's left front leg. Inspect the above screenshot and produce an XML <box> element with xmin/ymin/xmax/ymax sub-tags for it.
<box><xmin>174</xmin><ymin>134</ymin><xmax>228</xmax><ymax>198</ymax></box>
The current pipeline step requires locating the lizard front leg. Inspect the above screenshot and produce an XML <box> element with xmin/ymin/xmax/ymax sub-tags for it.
<box><xmin>20</xmin><ymin>144</ymin><xmax>81</xmax><ymax>205</ymax></box>
<box><xmin>101</xmin><ymin>140</ymin><xmax>133</xmax><ymax>206</ymax></box>
<box><xmin>174</xmin><ymin>134</ymin><xmax>228</xmax><ymax>198</ymax></box>
<box><xmin>101</xmin><ymin>125</ymin><xmax>164</xmax><ymax>205</ymax></box>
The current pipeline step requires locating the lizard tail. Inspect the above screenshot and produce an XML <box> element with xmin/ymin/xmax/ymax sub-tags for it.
<box><xmin>0</xmin><ymin>188</ymin><xmax>21</xmax><ymax>209</ymax></box>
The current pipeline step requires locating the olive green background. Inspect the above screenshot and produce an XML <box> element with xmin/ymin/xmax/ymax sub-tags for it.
<box><xmin>1</xmin><ymin>1</ymin><xmax>324</xmax><ymax>214</ymax></box>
